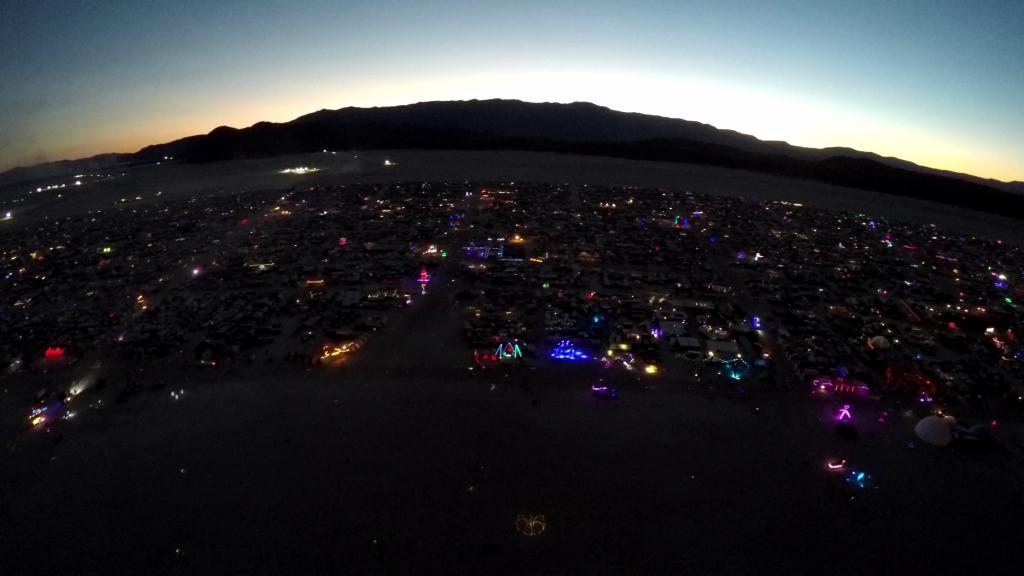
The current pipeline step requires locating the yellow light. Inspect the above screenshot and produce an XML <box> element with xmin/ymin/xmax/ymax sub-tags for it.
<box><xmin>30</xmin><ymin>415</ymin><xmax>45</xmax><ymax>426</ymax></box>
<box><xmin>644</xmin><ymin>365</ymin><xmax>659</xmax><ymax>375</ymax></box>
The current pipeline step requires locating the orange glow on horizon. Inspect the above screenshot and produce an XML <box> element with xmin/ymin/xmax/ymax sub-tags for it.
<box><xmin>7</xmin><ymin>72</ymin><xmax>1021</xmax><ymax>182</ymax></box>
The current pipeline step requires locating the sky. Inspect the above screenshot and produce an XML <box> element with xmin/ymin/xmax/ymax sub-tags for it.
<box><xmin>1</xmin><ymin>0</ymin><xmax>1022</xmax><ymax>181</ymax></box>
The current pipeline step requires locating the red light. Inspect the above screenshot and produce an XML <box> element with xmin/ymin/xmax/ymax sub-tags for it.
<box><xmin>240</xmin><ymin>218</ymin><xmax>249</xmax><ymax>225</ymax></box>
<box><xmin>338</xmin><ymin>237</ymin><xmax>348</xmax><ymax>247</ymax></box>
<box><xmin>45</xmin><ymin>347</ymin><xmax>65</xmax><ymax>359</ymax></box>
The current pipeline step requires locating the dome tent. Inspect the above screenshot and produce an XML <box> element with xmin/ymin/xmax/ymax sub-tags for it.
<box><xmin>915</xmin><ymin>415</ymin><xmax>957</xmax><ymax>447</ymax></box>
<box><xmin>867</xmin><ymin>335</ymin><xmax>891</xmax><ymax>350</ymax></box>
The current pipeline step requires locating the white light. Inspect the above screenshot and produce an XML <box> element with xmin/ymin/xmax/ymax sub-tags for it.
<box><xmin>280</xmin><ymin>166</ymin><xmax>319</xmax><ymax>175</ymax></box>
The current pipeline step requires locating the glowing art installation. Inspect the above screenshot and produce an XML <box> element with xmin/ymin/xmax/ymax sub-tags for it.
<box><xmin>836</xmin><ymin>404</ymin><xmax>853</xmax><ymax>422</ymax></box>
<box><xmin>496</xmin><ymin>341</ymin><xmax>524</xmax><ymax>360</ymax></box>
<box><xmin>549</xmin><ymin>340</ymin><xmax>589</xmax><ymax>361</ymax></box>
<box><xmin>515</xmin><ymin>514</ymin><xmax>547</xmax><ymax>536</ymax></box>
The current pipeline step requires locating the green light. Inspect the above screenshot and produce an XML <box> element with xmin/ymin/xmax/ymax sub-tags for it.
<box><xmin>1006</xmin><ymin>297</ymin><xmax>1013</xmax><ymax>304</ymax></box>
<box><xmin>441</xmin><ymin>251</ymin><xmax>447</xmax><ymax>258</ymax></box>
<box><xmin>542</xmin><ymin>282</ymin><xmax>550</xmax><ymax>289</ymax></box>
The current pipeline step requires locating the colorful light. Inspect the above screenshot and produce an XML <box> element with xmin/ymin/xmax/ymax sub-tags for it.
<box><xmin>496</xmin><ymin>341</ymin><xmax>523</xmax><ymax>360</ymax></box>
<box><xmin>549</xmin><ymin>340</ymin><xmax>589</xmax><ymax>361</ymax></box>
<box><xmin>812</xmin><ymin>376</ymin><xmax>870</xmax><ymax>397</ymax></box>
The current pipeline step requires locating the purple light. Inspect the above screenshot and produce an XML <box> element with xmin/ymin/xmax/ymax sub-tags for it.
<box><xmin>591</xmin><ymin>384</ymin><xmax>618</xmax><ymax>399</ymax></box>
<box><xmin>836</xmin><ymin>404</ymin><xmax>853</xmax><ymax>422</ymax></box>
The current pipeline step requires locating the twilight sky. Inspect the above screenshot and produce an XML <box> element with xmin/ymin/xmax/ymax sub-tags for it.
<box><xmin>1</xmin><ymin>0</ymin><xmax>1022</xmax><ymax>180</ymax></box>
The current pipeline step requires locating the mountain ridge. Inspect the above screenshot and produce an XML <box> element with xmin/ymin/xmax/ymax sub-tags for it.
<box><xmin>3</xmin><ymin>99</ymin><xmax>1023</xmax><ymax>200</ymax></box>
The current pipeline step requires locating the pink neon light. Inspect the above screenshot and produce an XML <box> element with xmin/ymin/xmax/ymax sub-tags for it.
<box><xmin>837</xmin><ymin>404</ymin><xmax>852</xmax><ymax>421</ymax></box>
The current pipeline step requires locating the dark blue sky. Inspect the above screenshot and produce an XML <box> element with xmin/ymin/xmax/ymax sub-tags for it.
<box><xmin>1</xmin><ymin>0</ymin><xmax>1022</xmax><ymax>179</ymax></box>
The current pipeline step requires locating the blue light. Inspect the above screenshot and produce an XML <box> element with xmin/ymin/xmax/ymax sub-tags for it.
<box><xmin>549</xmin><ymin>340</ymin><xmax>590</xmax><ymax>361</ymax></box>
<box><xmin>751</xmin><ymin>316</ymin><xmax>761</xmax><ymax>329</ymax></box>
<box><xmin>720</xmin><ymin>357</ymin><xmax>749</xmax><ymax>381</ymax></box>
<box><xmin>847</xmin><ymin>470</ymin><xmax>873</xmax><ymax>489</ymax></box>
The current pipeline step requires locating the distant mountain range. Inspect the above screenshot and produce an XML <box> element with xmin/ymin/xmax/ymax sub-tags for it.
<box><xmin>4</xmin><ymin>99</ymin><xmax>1023</xmax><ymax>215</ymax></box>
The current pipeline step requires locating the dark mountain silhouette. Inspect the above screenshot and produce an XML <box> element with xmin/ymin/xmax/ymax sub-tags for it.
<box><xmin>0</xmin><ymin>153</ymin><xmax>129</xmax><ymax>187</ymax></box>
<box><xmin>4</xmin><ymin>99</ymin><xmax>1022</xmax><ymax>216</ymax></box>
